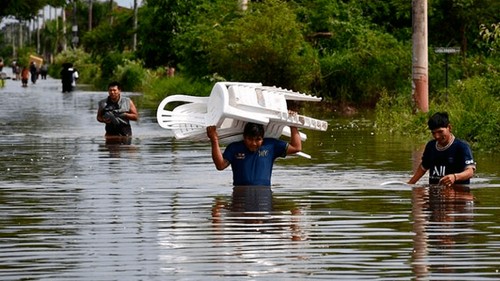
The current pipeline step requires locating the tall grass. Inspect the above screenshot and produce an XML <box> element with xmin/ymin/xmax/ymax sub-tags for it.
<box><xmin>376</xmin><ymin>74</ymin><xmax>500</xmax><ymax>152</ymax></box>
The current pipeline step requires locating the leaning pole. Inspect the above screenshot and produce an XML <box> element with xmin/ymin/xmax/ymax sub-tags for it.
<box><xmin>412</xmin><ymin>0</ymin><xmax>429</xmax><ymax>113</ymax></box>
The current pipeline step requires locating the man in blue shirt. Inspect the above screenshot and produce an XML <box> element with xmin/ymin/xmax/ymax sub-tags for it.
<box><xmin>207</xmin><ymin>122</ymin><xmax>302</xmax><ymax>186</ymax></box>
<box><xmin>408</xmin><ymin>112</ymin><xmax>476</xmax><ymax>186</ymax></box>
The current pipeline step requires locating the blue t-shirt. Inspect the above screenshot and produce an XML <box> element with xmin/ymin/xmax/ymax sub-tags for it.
<box><xmin>223</xmin><ymin>138</ymin><xmax>288</xmax><ymax>186</ymax></box>
<box><xmin>421</xmin><ymin>138</ymin><xmax>475</xmax><ymax>184</ymax></box>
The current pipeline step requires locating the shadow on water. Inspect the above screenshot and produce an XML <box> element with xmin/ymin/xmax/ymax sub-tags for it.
<box><xmin>1</xmin><ymin>77</ymin><xmax>499</xmax><ymax>280</ymax></box>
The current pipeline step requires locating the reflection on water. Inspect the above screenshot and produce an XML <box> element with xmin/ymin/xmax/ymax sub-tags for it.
<box><xmin>99</xmin><ymin>136</ymin><xmax>136</xmax><ymax>158</ymax></box>
<box><xmin>412</xmin><ymin>185</ymin><xmax>478</xmax><ymax>279</ymax></box>
<box><xmin>1</xmin><ymin>78</ymin><xmax>499</xmax><ymax>280</ymax></box>
<box><xmin>231</xmin><ymin>185</ymin><xmax>273</xmax><ymax>213</ymax></box>
<box><xmin>211</xmin><ymin>186</ymin><xmax>303</xmax><ymax>241</ymax></box>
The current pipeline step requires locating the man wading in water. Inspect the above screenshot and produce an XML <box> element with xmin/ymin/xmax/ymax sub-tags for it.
<box><xmin>408</xmin><ymin>112</ymin><xmax>476</xmax><ymax>186</ymax></box>
<box><xmin>97</xmin><ymin>81</ymin><xmax>139</xmax><ymax>142</ymax></box>
<box><xmin>207</xmin><ymin>122</ymin><xmax>302</xmax><ymax>186</ymax></box>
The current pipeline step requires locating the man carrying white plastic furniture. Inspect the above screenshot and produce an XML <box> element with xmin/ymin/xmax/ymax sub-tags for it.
<box><xmin>206</xmin><ymin>122</ymin><xmax>302</xmax><ymax>186</ymax></box>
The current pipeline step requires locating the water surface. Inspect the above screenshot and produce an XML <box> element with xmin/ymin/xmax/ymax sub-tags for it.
<box><xmin>1</xmin><ymin>78</ymin><xmax>499</xmax><ymax>280</ymax></box>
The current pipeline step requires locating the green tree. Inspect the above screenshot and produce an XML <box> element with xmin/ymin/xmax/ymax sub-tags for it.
<box><xmin>293</xmin><ymin>0</ymin><xmax>368</xmax><ymax>54</ymax></box>
<box><xmin>170</xmin><ymin>0</ymin><xmax>239</xmax><ymax>78</ymax></box>
<box><xmin>40</xmin><ymin>18</ymin><xmax>63</xmax><ymax>57</ymax></box>
<box><xmin>428</xmin><ymin>0</ymin><xmax>500</xmax><ymax>52</ymax></box>
<box><xmin>1</xmin><ymin>0</ymin><xmax>67</xmax><ymax>20</ymax></box>
<box><xmin>356</xmin><ymin>0</ymin><xmax>412</xmax><ymax>40</ymax></box>
<box><xmin>207</xmin><ymin>0</ymin><xmax>319</xmax><ymax>91</ymax></box>
<box><xmin>479</xmin><ymin>22</ymin><xmax>500</xmax><ymax>55</ymax></box>
<box><xmin>136</xmin><ymin>0</ymin><xmax>204</xmax><ymax>68</ymax></box>
<box><xmin>1</xmin><ymin>0</ymin><xmax>48</xmax><ymax>20</ymax></box>
<box><xmin>81</xmin><ymin>9</ymin><xmax>135</xmax><ymax>56</ymax></box>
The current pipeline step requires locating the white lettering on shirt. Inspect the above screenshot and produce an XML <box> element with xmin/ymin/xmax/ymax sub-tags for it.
<box><xmin>432</xmin><ymin>165</ymin><xmax>446</xmax><ymax>178</ymax></box>
<box><xmin>258</xmin><ymin>150</ymin><xmax>269</xmax><ymax>157</ymax></box>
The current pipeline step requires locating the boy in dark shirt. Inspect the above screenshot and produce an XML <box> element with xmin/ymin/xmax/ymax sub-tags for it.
<box><xmin>408</xmin><ymin>112</ymin><xmax>476</xmax><ymax>186</ymax></box>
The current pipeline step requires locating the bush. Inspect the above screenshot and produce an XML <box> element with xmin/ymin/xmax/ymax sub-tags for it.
<box><xmin>431</xmin><ymin>76</ymin><xmax>500</xmax><ymax>152</ymax></box>
<box><xmin>112</xmin><ymin>59</ymin><xmax>148</xmax><ymax>92</ymax></box>
<box><xmin>176</xmin><ymin>0</ymin><xmax>320</xmax><ymax>92</ymax></box>
<box><xmin>11</xmin><ymin>47</ymin><xmax>34</xmax><ymax>69</ymax></box>
<box><xmin>320</xmin><ymin>29</ymin><xmax>412</xmax><ymax>106</ymax></box>
<box><xmin>50</xmin><ymin>48</ymin><xmax>98</xmax><ymax>85</ymax></box>
<box><xmin>376</xmin><ymin>70</ymin><xmax>500</xmax><ymax>152</ymax></box>
<box><xmin>375</xmin><ymin>89</ymin><xmax>429</xmax><ymax>139</ymax></box>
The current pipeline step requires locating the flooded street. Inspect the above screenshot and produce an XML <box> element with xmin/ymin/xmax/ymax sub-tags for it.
<box><xmin>1</xmin><ymin>77</ymin><xmax>499</xmax><ymax>280</ymax></box>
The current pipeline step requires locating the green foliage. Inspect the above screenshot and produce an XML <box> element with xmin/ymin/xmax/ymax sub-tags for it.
<box><xmin>320</xmin><ymin>29</ymin><xmax>412</xmax><ymax>105</ymax></box>
<box><xmin>75</xmin><ymin>0</ymin><xmax>109</xmax><ymax>35</ymax></box>
<box><xmin>39</xmin><ymin>19</ymin><xmax>63</xmax><ymax>60</ymax></box>
<box><xmin>375</xmin><ymin>90</ymin><xmax>429</xmax><ymax>140</ymax></box>
<box><xmin>294</xmin><ymin>0</ymin><xmax>367</xmax><ymax>53</ymax></box>
<box><xmin>99</xmin><ymin>51</ymin><xmax>123</xmax><ymax>81</ymax></box>
<box><xmin>376</xmin><ymin>70</ymin><xmax>500</xmax><ymax>152</ymax></box>
<box><xmin>12</xmin><ymin>46</ymin><xmax>34</xmax><ymax>67</ymax></box>
<box><xmin>478</xmin><ymin>22</ymin><xmax>500</xmax><ymax>55</ymax></box>
<box><xmin>50</xmin><ymin>48</ymin><xmax>100</xmax><ymax>86</ymax></box>
<box><xmin>428</xmin><ymin>0</ymin><xmax>500</xmax><ymax>53</ymax></box>
<box><xmin>430</xmin><ymin>76</ymin><xmax>500</xmax><ymax>152</ymax></box>
<box><xmin>169</xmin><ymin>0</ymin><xmax>239</xmax><ymax>78</ymax></box>
<box><xmin>294</xmin><ymin>0</ymin><xmax>356</xmax><ymax>35</ymax></box>
<box><xmin>356</xmin><ymin>0</ymin><xmax>412</xmax><ymax>38</ymax></box>
<box><xmin>112</xmin><ymin>59</ymin><xmax>148</xmax><ymax>92</ymax></box>
<box><xmin>50</xmin><ymin>47</ymin><xmax>147</xmax><ymax>92</ymax></box>
<box><xmin>0</xmin><ymin>46</ymin><xmax>13</xmax><ymax>64</ymax></box>
<box><xmin>81</xmin><ymin>10</ymin><xmax>134</xmax><ymax>57</ymax></box>
<box><xmin>0</xmin><ymin>0</ymin><xmax>49</xmax><ymax>20</ymax></box>
<box><xmin>76</xmin><ymin>62</ymin><xmax>101</xmax><ymax>85</ymax></box>
<box><xmin>137</xmin><ymin>0</ymin><xmax>206</xmax><ymax>68</ymax></box>
<box><xmin>207</xmin><ymin>0</ymin><xmax>319</xmax><ymax>91</ymax></box>
<box><xmin>7</xmin><ymin>0</ymin><xmax>497</xmax><ymax>151</ymax></box>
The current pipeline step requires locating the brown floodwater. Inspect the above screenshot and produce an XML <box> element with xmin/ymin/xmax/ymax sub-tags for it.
<box><xmin>1</xmin><ymin>77</ymin><xmax>499</xmax><ymax>280</ymax></box>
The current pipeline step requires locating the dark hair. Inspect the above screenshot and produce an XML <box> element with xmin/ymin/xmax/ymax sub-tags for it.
<box><xmin>243</xmin><ymin>122</ymin><xmax>265</xmax><ymax>138</ymax></box>
<box><xmin>108</xmin><ymin>81</ymin><xmax>121</xmax><ymax>90</ymax></box>
<box><xmin>428</xmin><ymin>112</ymin><xmax>450</xmax><ymax>130</ymax></box>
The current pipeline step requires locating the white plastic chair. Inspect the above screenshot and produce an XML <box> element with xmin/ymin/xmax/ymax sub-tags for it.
<box><xmin>156</xmin><ymin>82</ymin><xmax>328</xmax><ymax>145</ymax></box>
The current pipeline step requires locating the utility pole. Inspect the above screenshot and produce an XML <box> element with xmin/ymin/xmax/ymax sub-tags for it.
<box><xmin>412</xmin><ymin>0</ymin><xmax>428</xmax><ymax>113</ymax></box>
<box><xmin>62</xmin><ymin>6</ymin><xmax>67</xmax><ymax>51</ymax></box>
<box><xmin>72</xmin><ymin>0</ymin><xmax>79</xmax><ymax>48</ymax></box>
<box><xmin>240</xmin><ymin>0</ymin><xmax>248</xmax><ymax>11</ymax></box>
<box><xmin>109</xmin><ymin>0</ymin><xmax>114</xmax><ymax>25</ymax></box>
<box><xmin>19</xmin><ymin>21</ymin><xmax>23</xmax><ymax>50</ymax></box>
<box><xmin>89</xmin><ymin>0</ymin><xmax>93</xmax><ymax>31</ymax></box>
<box><xmin>133</xmin><ymin>0</ymin><xmax>138</xmax><ymax>51</ymax></box>
<box><xmin>37</xmin><ymin>12</ymin><xmax>41</xmax><ymax>54</ymax></box>
<box><xmin>41</xmin><ymin>9</ymin><xmax>46</xmax><ymax>57</ymax></box>
<box><xmin>11</xmin><ymin>24</ymin><xmax>16</xmax><ymax>58</ymax></box>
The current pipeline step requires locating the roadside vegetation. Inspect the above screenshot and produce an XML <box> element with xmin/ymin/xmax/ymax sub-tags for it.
<box><xmin>1</xmin><ymin>0</ymin><xmax>499</xmax><ymax>151</ymax></box>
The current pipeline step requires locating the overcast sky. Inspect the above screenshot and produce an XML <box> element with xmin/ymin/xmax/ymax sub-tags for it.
<box><xmin>0</xmin><ymin>1</ymin><xmax>143</xmax><ymax>28</ymax></box>
<box><xmin>112</xmin><ymin>0</ymin><xmax>142</xmax><ymax>8</ymax></box>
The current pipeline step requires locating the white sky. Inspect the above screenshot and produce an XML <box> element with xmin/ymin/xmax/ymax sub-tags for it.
<box><xmin>111</xmin><ymin>0</ymin><xmax>143</xmax><ymax>8</ymax></box>
<box><xmin>1</xmin><ymin>1</ymin><xmax>143</xmax><ymax>28</ymax></box>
